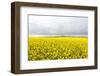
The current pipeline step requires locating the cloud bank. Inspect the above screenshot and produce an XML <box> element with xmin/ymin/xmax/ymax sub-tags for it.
<box><xmin>29</xmin><ymin>15</ymin><xmax>88</xmax><ymax>36</ymax></box>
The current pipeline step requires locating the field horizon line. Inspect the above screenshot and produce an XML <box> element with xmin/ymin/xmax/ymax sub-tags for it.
<box><xmin>29</xmin><ymin>35</ymin><xmax>88</xmax><ymax>38</ymax></box>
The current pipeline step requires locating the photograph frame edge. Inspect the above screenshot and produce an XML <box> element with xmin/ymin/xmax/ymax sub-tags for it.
<box><xmin>11</xmin><ymin>2</ymin><xmax>98</xmax><ymax>74</ymax></box>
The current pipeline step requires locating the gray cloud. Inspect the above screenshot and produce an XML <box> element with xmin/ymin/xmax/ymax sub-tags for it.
<box><xmin>29</xmin><ymin>15</ymin><xmax>88</xmax><ymax>36</ymax></box>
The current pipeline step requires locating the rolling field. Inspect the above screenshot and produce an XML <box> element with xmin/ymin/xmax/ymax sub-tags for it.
<box><xmin>28</xmin><ymin>37</ymin><xmax>88</xmax><ymax>61</ymax></box>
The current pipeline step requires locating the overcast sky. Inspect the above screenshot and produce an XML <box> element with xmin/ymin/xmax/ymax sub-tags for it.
<box><xmin>29</xmin><ymin>15</ymin><xmax>88</xmax><ymax>36</ymax></box>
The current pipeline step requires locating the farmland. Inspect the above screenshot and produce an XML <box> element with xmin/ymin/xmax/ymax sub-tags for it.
<box><xmin>28</xmin><ymin>37</ymin><xmax>88</xmax><ymax>61</ymax></box>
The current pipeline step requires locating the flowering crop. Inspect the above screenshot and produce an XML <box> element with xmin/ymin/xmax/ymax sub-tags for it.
<box><xmin>28</xmin><ymin>37</ymin><xmax>88</xmax><ymax>61</ymax></box>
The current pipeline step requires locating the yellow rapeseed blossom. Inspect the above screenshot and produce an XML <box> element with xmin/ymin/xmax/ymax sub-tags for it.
<box><xmin>28</xmin><ymin>37</ymin><xmax>88</xmax><ymax>61</ymax></box>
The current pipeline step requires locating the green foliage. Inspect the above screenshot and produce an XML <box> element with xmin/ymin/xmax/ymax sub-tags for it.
<box><xmin>28</xmin><ymin>37</ymin><xmax>88</xmax><ymax>61</ymax></box>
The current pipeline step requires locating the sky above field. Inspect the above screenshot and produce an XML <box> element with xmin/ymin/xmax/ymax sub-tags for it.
<box><xmin>29</xmin><ymin>15</ymin><xmax>88</xmax><ymax>36</ymax></box>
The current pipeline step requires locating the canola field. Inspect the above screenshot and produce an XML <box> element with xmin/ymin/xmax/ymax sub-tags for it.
<box><xmin>28</xmin><ymin>37</ymin><xmax>88</xmax><ymax>61</ymax></box>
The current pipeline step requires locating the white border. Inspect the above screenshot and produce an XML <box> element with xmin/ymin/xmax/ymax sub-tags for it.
<box><xmin>20</xmin><ymin>7</ymin><xmax>95</xmax><ymax>70</ymax></box>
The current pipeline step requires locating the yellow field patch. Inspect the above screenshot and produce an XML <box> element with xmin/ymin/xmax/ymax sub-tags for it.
<box><xmin>28</xmin><ymin>37</ymin><xmax>88</xmax><ymax>61</ymax></box>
